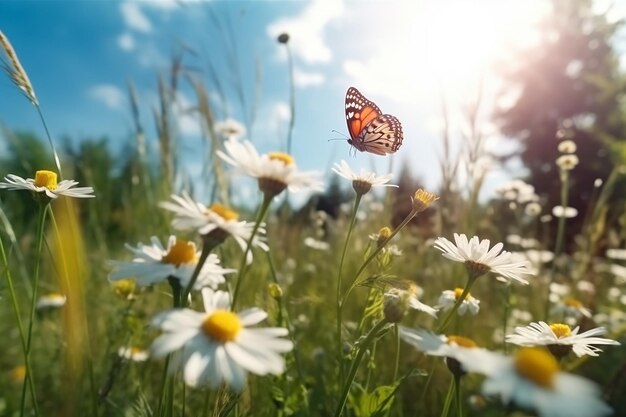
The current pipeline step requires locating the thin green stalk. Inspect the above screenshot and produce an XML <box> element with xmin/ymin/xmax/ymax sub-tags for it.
<box><xmin>438</xmin><ymin>380</ymin><xmax>454</xmax><ymax>417</ymax></box>
<box><xmin>502</xmin><ymin>284</ymin><xmax>511</xmax><ymax>353</ymax></box>
<box><xmin>157</xmin><ymin>280</ymin><xmax>183</xmax><ymax>417</ymax></box>
<box><xmin>35</xmin><ymin>105</ymin><xmax>63</xmax><ymax>180</ymax></box>
<box><xmin>392</xmin><ymin>326</ymin><xmax>400</xmax><ymax>382</ymax></box>
<box><xmin>333</xmin><ymin>319</ymin><xmax>388</xmax><ymax>417</ymax></box>
<box><xmin>544</xmin><ymin>172</ymin><xmax>570</xmax><ymax>320</ymax></box>
<box><xmin>454</xmin><ymin>375</ymin><xmax>463</xmax><ymax>417</ymax></box>
<box><xmin>336</xmin><ymin>193</ymin><xmax>363</xmax><ymax>380</ymax></box>
<box><xmin>202</xmin><ymin>390</ymin><xmax>212</xmax><ymax>417</ymax></box>
<box><xmin>266</xmin><ymin>251</ymin><xmax>304</xmax><ymax>384</ymax></box>
<box><xmin>231</xmin><ymin>193</ymin><xmax>273</xmax><ymax>309</ymax></box>
<box><xmin>436</xmin><ymin>275</ymin><xmax>477</xmax><ymax>333</ymax></box>
<box><xmin>20</xmin><ymin>203</ymin><xmax>47</xmax><ymax>417</ymax></box>
<box><xmin>284</xmin><ymin>42</ymin><xmax>295</xmax><ymax>155</ymax></box>
<box><xmin>0</xmin><ymin>234</ymin><xmax>38</xmax><ymax>415</ymax></box>
<box><xmin>181</xmin><ymin>243</ymin><xmax>214</xmax><ymax>304</ymax></box>
<box><xmin>381</xmin><ymin>326</ymin><xmax>401</xmax><ymax>417</ymax></box>
<box><xmin>341</xmin><ymin>207</ymin><xmax>419</xmax><ymax>306</ymax></box>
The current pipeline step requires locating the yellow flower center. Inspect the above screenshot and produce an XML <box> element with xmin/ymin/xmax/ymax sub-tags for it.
<box><xmin>209</xmin><ymin>203</ymin><xmax>239</xmax><ymax>221</ymax></box>
<box><xmin>34</xmin><ymin>170</ymin><xmax>58</xmax><ymax>190</ymax></box>
<box><xmin>412</xmin><ymin>189</ymin><xmax>439</xmax><ymax>212</ymax></box>
<box><xmin>201</xmin><ymin>310</ymin><xmax>242</xmax><ymax>342</ymax></box>
<box><xmin>378</xmin><ymin>227</ymin><xmax>392</xmax><ymax>240</ymax></box>
<box><xmin>564</xmin><ymin>298</ymin><xmax>583</xmax><ymax>308</ymax></box>
<box><xmin>161</xmin><ymin>239</ymin><xmax>197</xmax><ymax>266</ymax></box>
<box><xmin>112</xmin><ymin>279</ymin><xmax>136</xmax><ymax>299</ymax></box>
<box><xmin>10</xmin><ymin>366</ymin><xmax>26</xmax><ymax>383</ymax></box>
<box><xmin>549</xmin><ymin>323</ymin><xmax>572</xmax><ymax>338</ymax></box>
<box><xmin>268</xmin><ymin>152</ymin><xmax>294</xmax><ymax>166</ymax></box>
<box><xmin>514</xmin><ymin>347</ymin><xmax>559</xmax><ymax>389</ymax></box>
<box><xmin>453</xmin><ymin>288</ymin><xmax>472</xmax><ymax>300</ymax></box>
<box><xmin>447</xmin><ymin>335</ymin><xmax>477</xmax><ymax>348</ymax></box>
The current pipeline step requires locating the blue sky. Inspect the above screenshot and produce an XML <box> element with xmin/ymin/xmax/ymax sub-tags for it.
<box><xmin>1</xmin><ymin>0</ymin><xmax>625</xmax><ymax>205</ymax></box>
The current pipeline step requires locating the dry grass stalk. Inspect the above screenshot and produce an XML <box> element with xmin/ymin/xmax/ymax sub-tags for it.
<box><xmin>0</xmin><ymin>30</ymin><xmax>38</xmax><ymax>105</ymax></box>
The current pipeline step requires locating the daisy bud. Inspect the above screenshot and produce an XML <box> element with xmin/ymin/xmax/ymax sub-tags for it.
<box><xmin>383</xmin><ymin>288</ymin><xmax>410</xmax><ymax>323</ymax></box>
<box><xmin>557</xmin><ymin>140</ymin><xmax>577</xmax><ymax>154</ymax></box>
<box><xmin>556</xmin><ymin>154</ymin><xmax>579</xmax><ymax>171</ymax></box>
<box><xmin>411</xmin><ymin>189</ymin><xmax>439</xmax><ymax>213</ymax></box>
<box><xmin>376</xmin><ymin>227</ymin><xmax>392</xmax><ymax>248</ymax></box>
<box><xmin>112</xmin><ymin>279</ymin><xmax>136</xmax><ymax>300</ymax></box>
<box><xmin>268</xmin><ymin>282</ymin><xmax>283</xmax><ymax>300</ymax></box>
<box><xmin>277</xmin><ymin>33</ymin><xmax>290</xmax><ymax>44</ymax></box>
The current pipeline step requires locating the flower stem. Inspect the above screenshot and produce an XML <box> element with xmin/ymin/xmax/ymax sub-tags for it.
<box><xmin>180</xmin><ymin>243</ymin><xmax>214</xmax><ymax>304</ymax></box>
<box><xmin>502</xmin><ymin>284</ymin><xmax>512</xmax><ymax>353</ymax></box>
<box><xmin>35</xmin><ymin>105</ymin><xmax>63</xmax><ymax>180</ymax></box>
<box><xmin>544</xmin><ymin>171</ymin><xmax>570</xmax><ymax>320</ymax></box>
<box><xmin>454</xmin><ymin>375</ymin><xmax>463</xmax><ymax>417</ymax></box>
<box><xmin>0</xmin><ymin>230</ymin><xmax>39</xmax><ymax>416</ymax></box>
<box><xmin>19</xmin><ymin>203</ymin><xmax>47</xmax><ymax>417</ymax></box>
<box><xmin>341</xmin><ymin>207</ymin><xmax>418</xmax><ymax>307</ymax></box>
<box><xmin>436</xmin><ymin>275</ymin><xmax>477</xmax><ymax>333</ymax></box>
<box><xmin>336</xmin><ymin>193</ymin><xmax>363</xmax><ymax>381</ymax></box>
<box><xmin>231</xmin><ymin>193</ymin><xmax>272</xmax><ymax>310</ymax></box>
<box><xmin>333</xmin><ymin>319</ymin><xmax>389</xmax><ymax>417</ymax></box>
<box><xmin>439</xmin><ymin>379</ymin><xmax>454</xmax><ymax>417</ymax></box>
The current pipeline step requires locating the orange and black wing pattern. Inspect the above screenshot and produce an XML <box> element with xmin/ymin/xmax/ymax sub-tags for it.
<box><xmin>344</xmin><ymin>87</ymin><xmax>403</xmax><ymax>155</ymax></box>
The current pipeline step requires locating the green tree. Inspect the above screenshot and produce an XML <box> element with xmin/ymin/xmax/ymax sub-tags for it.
<box><xmin>495</xmin><ymin>0</ymin><xmax>626</xmax><ymax>239</ymax></box>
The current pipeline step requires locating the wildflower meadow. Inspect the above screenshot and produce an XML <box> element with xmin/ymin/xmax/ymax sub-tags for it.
<box><xmin>1</xmin><ymin>2</ymin><xmax>626</xmax><ymax>417</ymax></box>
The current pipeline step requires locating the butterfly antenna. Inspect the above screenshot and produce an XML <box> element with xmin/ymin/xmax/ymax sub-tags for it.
<box><xmin>328</xmin><ymin>130</ymin><xmax>349</xmax><ymax>143</ymax></box>
<box><xmin>331</xmin><ymin>129</ymin><xmax>349</xmax><ymax>139</ymax></box>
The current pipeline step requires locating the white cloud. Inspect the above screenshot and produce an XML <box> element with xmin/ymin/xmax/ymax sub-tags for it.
<box><xmin>293</xmin><ymin>69</ymin><xmax>325</xmax><ymax>88</ymax></box>
<box><xmin>117</xmin><ymin>32</ymin><xmax>135</xmax><ymax>51</ymax></box>
<box><xmin>88</xmin><ymin>84</ymin><xmax>125</xmax><ymax>109</ymax></box>
<box><xmin>120</xmin><ymin>2</ymin><xmax>152</xmax><ymax>33</ymax></box>
<box><xmin>266</xmin><ymin>0</ymin><xmax>343</xmax><ymax>64</ymax></box>
<box><xmin>271</xmin><ymin>101</ymin><xmax>291</xmax><ymax>123</ymax></box>
<box><xmin>251</xmin><ymin>101</ymin><xmax>291</xmax><ymax>147</ymax></box>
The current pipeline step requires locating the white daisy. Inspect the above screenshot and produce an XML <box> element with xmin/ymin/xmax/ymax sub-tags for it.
<box><xmin>217</xmin><ymin>138</ymin><xmax>323</xmax><ymax>196</ymax></box>
<box><xmin>399</xmin><ymin>327</ymin><xmax>479</xmax><ymax>356</ymax></box>
<box><xmin>332</xmin><ymin>160</ymin><xmax>397</xmax><ymax>195</ymax></box>
<box><xmin>160</xmin><ymin>192</ymin><xmax>269</xmax><ymax>263</ymax></box>
<box><xmin>36</xmin><ymin>293</ymin><xmax>67</xmax><ymax>310</ymax></box>
<box><xmin>303</xmin><ymin>237</ymin><xmax>330</xmax><ymax>251</ymax></box>
<box><xmin>109</xmin><ymin>236</ymin><xmax>234</xmax><ymax>289</ymax></box>
<box><xmin>214</xmin><ymin>118</ymin><xmax>246</xmax><ymax>140</ymax></box>
<box><xmin>506</xmin><ymin>321</ymin><xmax>619</xmax><ymax>358</ymax></box>
<box><xmin>556</xmin><ymin>154</ymin><xmax>579</xmax><ymax>171</ymax></box>
<box><xmin>606</xmin><ymin>248</ymin><xmax>626</xmax><ymax>260</ymax></box>
<box><xmin>0</xmin><ymin>170</ymin><xmax>94</xmax><ymax>199</ymax></box>
<box><xmin>437</xmin><ymin>288</ymin><xmax>480</xmax><ymax>316</ymax></box>
<box><xmin>454</xmin><ymin>347</ymin><xmax>612</xmax><ymax>417</ymax></box>
<box><xmin>434</xmin><ymin>233</ymin><xmax>533</xmax><ymax>284</ymax></box>
<box><xmin>150</xmin><ymin>288</ymin><xmax>293</xmax><ymax>390</ymax></box>
<box><xmin>552</xmin><ymin>205</ymin><xmax>578</xmax><ymax>218</ymax></box>
<box><xmin>550</xmin><ymin>297</ymin><xmax>592</xmax><ymax>319</ymax></box>
<box><xmin>118</xmin><ymin>346</ymin><xmax>149</xmax><ymax>362</ymax></box>
<box><xmin>399</xmin><ymin>327</ymin><xmax>481</xmax><ymax>377</ymax></box>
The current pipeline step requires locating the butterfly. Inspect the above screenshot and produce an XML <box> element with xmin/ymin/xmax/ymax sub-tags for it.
<box><xmin>345</xmin><ymin>87</ymin><xmax>403</xmax><ymax>155</ymax></box>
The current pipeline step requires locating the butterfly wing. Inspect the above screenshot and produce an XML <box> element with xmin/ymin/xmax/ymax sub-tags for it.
<box><xmin>345</xmin><ymin>87</ymin><xmax>382</xmax><ymax>152</ymax></box>
<box><xmin>345</xmin><ymin>87</ymin><xmax>403</xmax><ymax>155</ymax></box>
<box><xmin>356</xmin><ymin>113</ymin><xmax>403</xmax><ymax>155</ymax></box>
